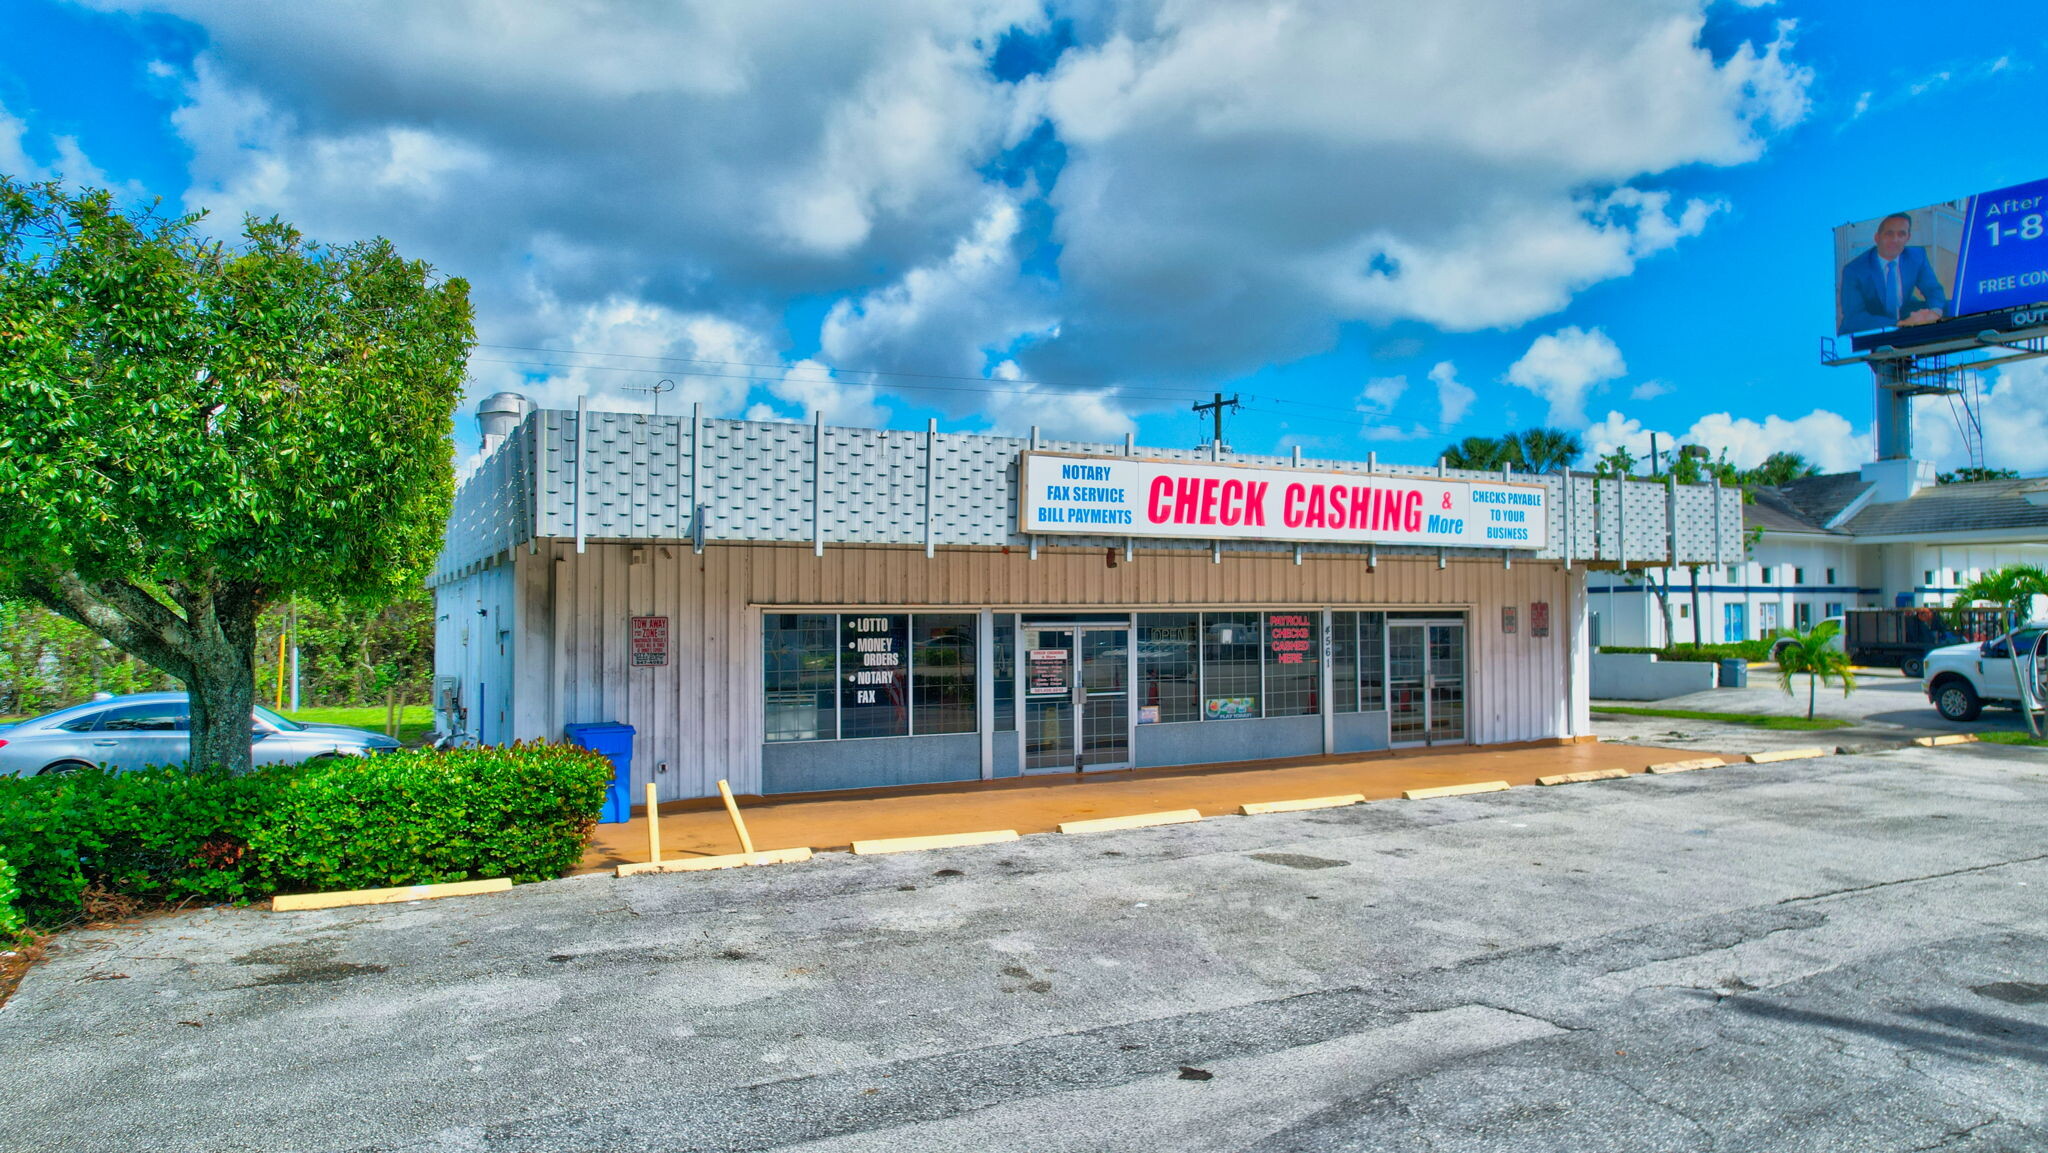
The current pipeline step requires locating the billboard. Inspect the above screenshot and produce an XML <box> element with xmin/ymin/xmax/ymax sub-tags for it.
<box><xmin>1834</xmin><ymin>176</ymin><xmax>2048</xmax><ymax>336</ymax></box>
<box><xmin>1017</xmin><ymin>451</ymin><xmax>1549</xmax><ymax>550</ymax></box>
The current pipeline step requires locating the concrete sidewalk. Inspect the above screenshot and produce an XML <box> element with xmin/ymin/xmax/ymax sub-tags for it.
<box><xmin>583</xmin><ymin>740</ymin><xmax>1708</xmax><ymax>871</ymax></box>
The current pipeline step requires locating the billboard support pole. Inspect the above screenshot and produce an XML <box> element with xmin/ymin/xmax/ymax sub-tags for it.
<box><xmin>1873</xmin><ymin>358</ymin><xmax>1914</xmax><ymax>460</ymax></box>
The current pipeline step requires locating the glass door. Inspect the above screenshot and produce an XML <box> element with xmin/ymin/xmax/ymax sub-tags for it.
<box><xmin>1077</xmin><ymin>627</ymin><xmax>1130</xmax><ymax>769</ymax></box>
<box><xmin>1427</xmin><ymin>622</ymin><xmax>1467</xmax><ymax>744</ymax></box>
<box><xmin>1389</xmin><ymin>619</ymin><xmax>1467</xmax><ymax>747</ymax></box>
<box><xmin>1388</xmin><ymin>623</ymin><xmax>1428</xmax><ymax>744</ymax></box>
<box><xmin>1022</xmin><ymin>625</ymin><xmax>1131</xmax><ymax>772</ymax></box>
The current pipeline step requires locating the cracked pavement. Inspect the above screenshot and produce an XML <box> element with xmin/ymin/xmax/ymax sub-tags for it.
<box><xmin>2</xmin><ymin>742</ymin><xmax>2045</xmax><ymax>1151</ymax></box>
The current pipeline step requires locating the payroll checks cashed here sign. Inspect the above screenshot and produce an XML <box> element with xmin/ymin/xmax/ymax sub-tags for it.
<box><xmin>1019</xmin><ymin>452</ymin><xmax>1548</xmax><ymax>550</ymax></box>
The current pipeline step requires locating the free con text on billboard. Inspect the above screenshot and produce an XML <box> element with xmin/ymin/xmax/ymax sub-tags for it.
<box><xmin>1018</xmin><ymin>452</ymin><xmax>1548</xmax><ymax>550</ymax></box>
<box><xmin>1834</xmin><ymin>175</ymin><xmax>2048</xmax><ymax>336</ymax></box>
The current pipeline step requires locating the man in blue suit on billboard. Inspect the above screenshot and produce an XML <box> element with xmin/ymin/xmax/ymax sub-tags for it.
<box><xmin>1838</xmin><ymin>212</ymin><xmax>1948</xmax><ymax>334</ymax></box>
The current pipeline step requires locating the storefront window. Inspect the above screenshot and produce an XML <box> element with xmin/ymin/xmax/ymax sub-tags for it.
<box><xmin>1201</xmin><ymin>611</ymin><xmax>1262</xmax><ymax>720</ymax></box>
<box><xmin>763</xmin><ymin>613</ymin><xmax>837</xmax><ymax>742</ymax></box>
<box><xmin>1359</xmin><ymin>612</ymin><xmax>1386</xmax><ymax>711</ymax></box>
<box><xmin>840</xmin><ymin>614</ymin><xmax>909</xmax><ymax>738</ymax></box>
<box><xmin>912</xmin><ymin>614</ymin><xmax>977</xmax><ymax>735</ymax></box>
<box><xmin>1331</xmin><ymin>611</ymin><xmax>1359</xmax><ymax>712</ymax></box>
<box><xmin>1136</xmin><ymin>613</ymin><xmax>1199</xmax><ymax>724</ymax></box>
<box><xmin>1263</xmin><ymin>611</ymin><xmax>1319</xmax><ymax>716</ymax></box>
<box><xmin>992</xmin><ymin>615</ymin><xmax>1017</xmax><ymax>732</ymax></box>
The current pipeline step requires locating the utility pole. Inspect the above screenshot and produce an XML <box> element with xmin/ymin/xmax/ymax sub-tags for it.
<box><xmin>1192</xmin><ymin>392</ymin><xmax>1240</xmax><ymax>452</ymax></box>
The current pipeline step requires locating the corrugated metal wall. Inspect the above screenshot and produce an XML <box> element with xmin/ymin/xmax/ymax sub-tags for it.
<box><xmin>431</xmin><ymin>560</ymin><xmax>517</xmax><ymax>747</ymax></box>
<box><xmin>502</xmin><ymin>541</ymin><xmax>1583</xmax><ymax>800</ymax></box>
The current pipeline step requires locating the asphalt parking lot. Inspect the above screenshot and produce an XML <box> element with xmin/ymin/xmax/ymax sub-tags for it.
<box><xmin>3</xmin><ymin>741</ymin><xmax>2045</xmax><ymax>1152</ymax></box>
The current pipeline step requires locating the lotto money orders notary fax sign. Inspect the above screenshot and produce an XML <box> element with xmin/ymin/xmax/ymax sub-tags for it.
<box><xmin>1018</xmin><ymin>452</ymin><xmax>1549</xmax><ymax>550</ymax></box>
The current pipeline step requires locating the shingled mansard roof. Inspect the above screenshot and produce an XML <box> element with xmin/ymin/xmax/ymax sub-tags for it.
<box><xmin>1748</xmin><ymin>471</ymin><xmax>2048</xmax><ymax>539</ymax></box>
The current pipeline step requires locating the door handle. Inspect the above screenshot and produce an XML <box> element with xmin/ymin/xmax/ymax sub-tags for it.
<box><xmin>92</xmin><ymin>739</ymin><xmax>118</xmax><ymax>746</ymax></box>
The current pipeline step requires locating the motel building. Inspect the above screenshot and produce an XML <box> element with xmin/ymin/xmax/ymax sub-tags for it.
<box><xmin>1588</xmin><ymin>459</ymin><xmax>2048</xmax><ymax>648</ymax></box>
<box><xmin>430</xmin><ymin>394</ymin><xmax>1740</xmax><ymax>802</ymax></box>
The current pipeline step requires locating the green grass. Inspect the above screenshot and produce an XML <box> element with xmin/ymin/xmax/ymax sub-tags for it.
<box><xmin>1590</xmin><ymin>705</ymin><xmax>1852</xmax><ymax>731</ymax></box>
<box><xmin>1978</xmin><ymin>730</ymin><xmax>2048</xmax><ymax>747</ymax></box>
<box><xmin>281</xmin><ymin>705</ymin><xmax>437</xmax><ymax>746</ymax></box>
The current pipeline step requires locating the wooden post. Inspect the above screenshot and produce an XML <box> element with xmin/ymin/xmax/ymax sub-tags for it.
<box><xmin>385</xmin><ymin>688</ymin><xmax>398</xmax><ymax>738</ymax></box>
<box><xmin>274</xmin><ymin>631</ymin><xmax>288</xmax><ymax>711</ymax></box>
<box><xmin>644</xmin><ymin>782</ymin><xmax>662</xmax><ymax>864</ymax></box>
<box><xmin>717</xmin><ymin>779</ymin><xmax>755</xmax><ymax>855</ymax></box>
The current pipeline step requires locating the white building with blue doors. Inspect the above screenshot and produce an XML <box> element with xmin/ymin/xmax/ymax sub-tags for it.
<box><xmin>431</xmin><ymin>395</ymin><xmax>1741</xmax><ymax>801</ymax></box>
<box><xmin>1590</xmin><ymin>458</ymin><xmax>2048</xmax><ymax>648</ymax></box>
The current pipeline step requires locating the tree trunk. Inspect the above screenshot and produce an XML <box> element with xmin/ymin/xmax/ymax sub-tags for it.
<box><xmin>1808</xmin><ymin>671</ymin><xmax>1816</xmax><ymax>720</ymax></box>
<box><xmin>1688</xmin><ymin>566</ymin><xmax>1704</xmax><ymax>647</ymax></box>
<box><xmin>21</xmin><ymin>568</ymin><xmax>268</xmax><ymax>774</ymax></box>
<box><xmin>187</xmin><ymin>641</ymin><xmax>259</xmax><ymax>772</ymax></box>
<box><xmin>184</xmin><ymin>586</ymin><xmax>265</xmax><ymax>774</ymax></box>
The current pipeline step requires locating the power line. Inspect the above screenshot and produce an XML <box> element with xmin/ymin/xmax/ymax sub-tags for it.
<box><xmin>474</xmin><ymin>342</ymin><xmax>1220</xmax><ymax>403</ymax></box>
<box><xmin>472</xmin><ymin>342</ymin><xmax>1468</xmax><ymax>441</ymax></box>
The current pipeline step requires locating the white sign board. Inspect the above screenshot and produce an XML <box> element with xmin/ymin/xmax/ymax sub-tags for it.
<box><xmin>1018</xmin><ymin>452</ymin><xmax>1548</xmax><ymax>550</ymax></box>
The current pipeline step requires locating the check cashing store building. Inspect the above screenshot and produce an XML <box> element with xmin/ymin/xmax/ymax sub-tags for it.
<box><xmin>431</xmin><ymin>397</ymin><xmax>1741</xmax><ymax>802</ymax></box>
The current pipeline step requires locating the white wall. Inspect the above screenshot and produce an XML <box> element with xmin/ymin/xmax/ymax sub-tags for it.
<box><xmin>430</xmin><ymin>559</ymin><xmax>517</xmax><ymax>745</ymax></box>
<box><xmin>482</xmin><ymin>542</ymin><xmax>1590</xmax><ymax>799</ymax></box>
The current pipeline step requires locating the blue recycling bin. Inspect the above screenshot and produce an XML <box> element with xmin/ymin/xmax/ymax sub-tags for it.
<box><xmin>1718</xmin><ymin>658</ymin><xmax>1748</xmax><ymax>689</ymax></box>
<box><xmin>564</xmin><ymin>722</ymin><xmax>636</xmax><ymax>824</ymax></box>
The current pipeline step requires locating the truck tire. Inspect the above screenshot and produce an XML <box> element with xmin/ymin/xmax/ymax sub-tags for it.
<box><xmin>1901</xmin><ymin>654</ymin><xmax>1925</xmax><ymax>679</ymax></box>
<box><xmin>1932</xmin><ymin>678</ymin><xmax>1982</xmax><ymax>722</ymax></box>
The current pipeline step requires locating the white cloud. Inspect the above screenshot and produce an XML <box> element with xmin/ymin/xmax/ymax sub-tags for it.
<box><xmin>466</xmin><ymin>294</ymin><xmax>779</xmax><ymax>419</ymax></box>
<box><xmin>756</xmin><ymin>359</ymin><xmax>892</xmax><ymax>428</ymax></box>
<box><xmin>1913</xmin><ymin>358</ymin><xmax>2048</xmax><ymax>475</ymax></box>
<box><xmin>1588</xmin><ymin>407</ymin><xmax>1869</xmax><ymax>473</ymax></box>
<box><xmin>1685</xmin><ymin>410</ymin><xmax>1866</xmax><ymax>473</ymax></box>
<box><xmin>1504</xmin><ymin>327</ymin><xmax>1627</xmax><ymax>427</ymax></box>
<box><xmin>67</xmin><ymin>0</ymin><xmax>1809</xmax><ymax>437</ymax></box>
<box><xmin>1630</xmin><ymin>379</ymin><xmax>1674</xmax><ymax>400</ymax></box>
<box><xmin>1357</xmin><ymin>375</ymin><xmax>1407</xmax><ymax>414</ymax></box>
<box><xmin>972</xmin><ymin>360</ymin><xmax>1136</xmax><ymax>441</ymax></box>
<box><xmin>819</xmin><ymin>197</ymin><xmax>1057</xmax><ymax>394</ymax></box>
<box><xmin>1430</xmin><ymin>361</ymin><xmax>1476</xmax><ymax>426</ymax></box>
<box><xmin>0</xmin><ymin>98</ymin><xmax>120</xmax><ymax>189</ymax></box>
<box><xmin>1020</xmin><ymin>2</ymin><xmax>1807</xmax><ymax>383</ymax></box>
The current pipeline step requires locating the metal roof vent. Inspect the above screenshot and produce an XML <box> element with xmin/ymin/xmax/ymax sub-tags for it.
<box><xmin>476</xmin><ymin>391</ymin><xmax>535</xmax><ymax>454</ymax></box>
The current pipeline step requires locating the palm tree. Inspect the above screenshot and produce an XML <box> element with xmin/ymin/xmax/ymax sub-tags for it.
<box><xmin>1773</xmin><ymin>619</ymin><xmax>1856</xmax><ymax>720</ymax></box>
<box><xmin>1441</xmin><ymin>436</ymin><xmax>1512</xmax><ymax>471</ymax></box>
<box><xmin>1948</xmin><ymin>565</ymin><xmax>2048</xmax><ymax>738</ymax></box>
<box><xmin>1506</xmin><ymin>427</ymin><xmax>1584</xmax><ymax>473</ymax></box>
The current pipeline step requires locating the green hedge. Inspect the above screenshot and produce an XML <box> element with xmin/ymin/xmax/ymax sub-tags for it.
<box><xmin>0</xmin><ymin>744</ymin><xmax>611</xmax><ymax>929</ymax></box>
<box><xmin>0</xmin><ymin>857</ymin><xmax>20</xmax><ymax>940</ymax></box>
<box><xmin>1598</xmin><ymin>641</ymin><xmax>1771</xmax><ymax>663</ymax></box>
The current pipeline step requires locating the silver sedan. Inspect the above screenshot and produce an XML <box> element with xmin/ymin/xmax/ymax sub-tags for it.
<box><xmin>0</xmin><ymin>692</ymin><xmax>401</xmax><ymax>777</ymax></box>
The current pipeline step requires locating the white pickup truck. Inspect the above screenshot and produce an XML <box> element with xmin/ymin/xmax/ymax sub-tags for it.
<box><xmin>1922</xmin><ymin>626</ymin><xmax>2046</xmax><ymax>722</ymax></box>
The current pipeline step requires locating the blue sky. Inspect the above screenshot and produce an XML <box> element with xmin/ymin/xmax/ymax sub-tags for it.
<box><xmin>5</xmin><ymin>1</ymin><xmax>2045</xmax><ymax>473</ymax></box>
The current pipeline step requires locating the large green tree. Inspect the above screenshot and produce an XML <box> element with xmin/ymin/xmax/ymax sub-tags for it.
<box><xmin>0</xmin><ymin>180</ymin><xmax>472</xmax><ymax>772</ymax></box>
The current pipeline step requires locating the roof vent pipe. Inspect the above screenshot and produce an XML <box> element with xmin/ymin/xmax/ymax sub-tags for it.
<box><xmin>476</xmin><ymin>391</ymin><xmax>535</xmax><ymax>455</ymax></box>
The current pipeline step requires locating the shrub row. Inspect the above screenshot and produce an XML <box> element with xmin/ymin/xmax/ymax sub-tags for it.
<box><xmin>0</xmin><ymin>743</ymin><xmax>612</xmax><ymax>929</ymax></box>
<box><xmin>1598</xmin><ymin>640</ymin><xmax>1772</xmax><ymax>664</ymax></box>
<box><xmin>0</xmin><ymin>857</ymin><xmax>20</xmax><ymax>940</ymax></box>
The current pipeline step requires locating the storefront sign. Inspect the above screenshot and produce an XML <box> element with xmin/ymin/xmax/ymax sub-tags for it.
<box><xmin>842</xmin><ymin>615</ymin><xmax>905</xmax><ymax>718</ymax></box>
<box><xmin>1027</xmin><ymin>649</ymin><xmax>1070</xmax><ymax>696</ymax></box>
<box><xmin>1205</xmin><ymin>696</ymin><xmax>1255</xmax><ymax>720</ymax></box>
<box><xmin>1530</xmin><ymin>601</ymin><xmax>1551</xmax><ymax>638</ymax></box>
<box><xmin>630</xmin><ymin>616</ymin><xmax>669</xmax><ymax>666</ymax></box>
<box><xmin>1266</xmin><ymin>612</ymin><xmax>1314</xmax><ymax>665</ymax></box>
<box><xmin>1019</xmin><ymin>452</ymin><xmax>1548</xmax><ymax>549</ymax></box>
